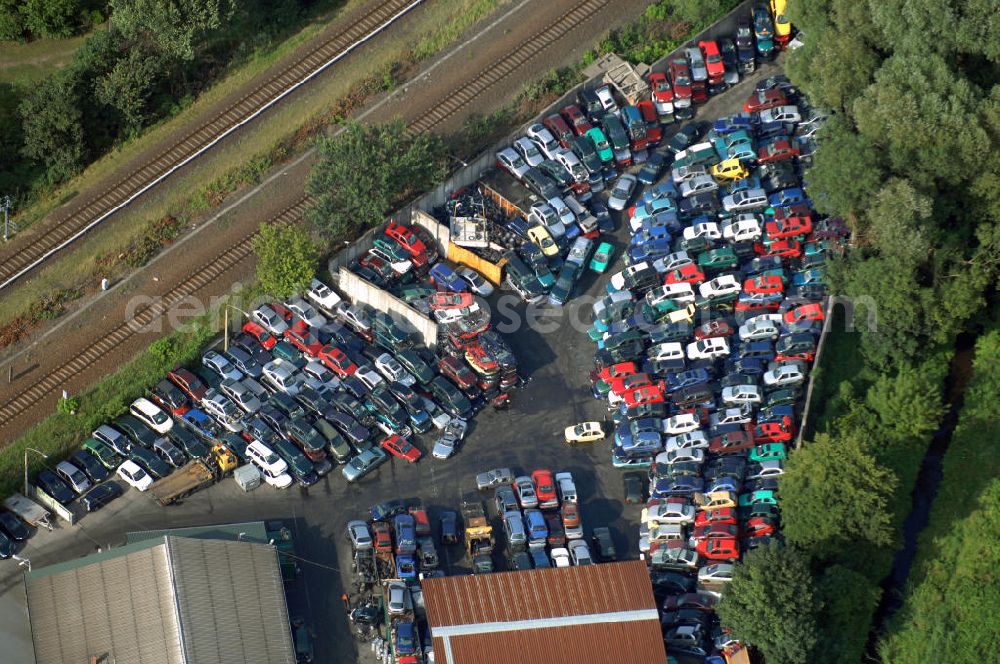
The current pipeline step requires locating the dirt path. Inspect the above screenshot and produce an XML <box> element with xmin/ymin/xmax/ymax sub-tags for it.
<box><xmin>0</xmin><ymin>0</ymin><xmax>651</xmax><ymax>444</ymax></box>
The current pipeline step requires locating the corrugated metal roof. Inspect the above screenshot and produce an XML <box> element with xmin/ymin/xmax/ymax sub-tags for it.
<box><xmin>422</xmin><ymin>560</ymin><xmax>667</xmax><ymax>664</ymax></box>
<box><xmin>25</xmin><ymin>535</ymin><xmax>296</xmax><ymax>664</ymax></box>
<box><xmin>126</xmin><ymin>521</ymin><xmax>270</xmax><ymax>545</ymax></box>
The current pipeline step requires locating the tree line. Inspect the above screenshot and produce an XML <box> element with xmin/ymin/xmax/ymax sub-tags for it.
<box><xmin>717</xmin><ymin>1</ymin><xmax>999</xmax><ymax>663</ymax></box>
<box><xmin>0</xmin><ymin>0</ymin><xmax>106</xmax><ymax>40</ymax></box>
<box><xmin>1</xmin><ymin>0</ymin><xmax>318</xmax><ymax>202</ymax></box>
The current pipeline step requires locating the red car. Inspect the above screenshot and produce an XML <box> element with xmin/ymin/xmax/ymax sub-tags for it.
<box><xmin>372</xmin><ymin>521</ymin><xmax>393</xmax><ymax>554</ymax></box>
<box><xmin>708</xmin><ymin>430</ymin><xmax>755</xmax><ymax>455</ymax></box>
<box><xmin>242</xmin><ymin>321</ymin><xmax>277</xmax><ymax>350</ymax></box>
<box><xmin>755</xmin><ymin>239</ymin><xmax>802</xmax><ymax>259</ymax></box>
<box><xmin>698</xmin><ymin>40</ymin><xmax>725</xmax><ymax>83</ymax></box>
<box><xmin>694</xmin><ymin>320</ymin><xmax>734</xmax><ymax>341</ymax></box>
<box><xmin>664</xmin><ymin>263</ymin><xmax>705</xmax><ymax>286</ymax></box>
<box><xmin>647</xmin><ymin>71</ymin><xmax>674</xmax><ymax>117</ymax></box>
<box><xmin>609</xmin><ymin>372</ymin><xmax>653</xmax><ymax>396</ymax></box>
<box><xmin>623</xmin><ymin>384</ymin><xmax>666</xmax><ymax>407</ymax></box>
<box><xmin>743</xmin><ymin>87</ymin><xmax>787</xmax><ymax>113</ymax></box>
<box><xmin>735</xmin><ymin>297</ymin><xmax>782</xmax><ymax>314</ymax></box>
<box><xmin>167</xmin><ymin>368</ymin><xmax>208</xmax><ymax>402</ymax></box>
<box><xmin>767</xmin><ymin>214</ymin><xmax>813</xmax><ymax>240</ymax></box>
<box><xmin>408</xmin><ymin>506</ymin><xmax>432</xmax><ymax>536</ymax></box>
<box><xmin>696</xmin><ymin>536</ymin><xmax>740</xmax><ymax>561</ymax></box>
<box><xmin>381</xmin><ymin>434</ymin><xmax>421</xmax><ymax>463</ymax></box>
<box><xmin>543</xmin><ymin>113</ymin><xmax>574</xmax><ymax>148</ymax></box>
<box><xmin>743</xmin><ymin>275</ymin><xmax>785</xmax><ymax>295</ymax></box>
<box><xmin>784</xmin><ymin>303</ymin><xmax>825</xmax><ymax>326</ymax></box>
<box><xmin>636</xmin><ymin>100</ymin><xmax>662</xmax><ymax>145</ymax></box>
<box><xmin>561</xmin><ymin>104</ymin><xmax>592</xmax><ymax>136</ymax></box>
<box><xmin>385</xmin><ymin>221</ymin><xmax>428</xmax><ymax>265</ymax></box>
<box><xmin>695</xmin><ymin>507</ymin><xmax>738</xmax><ymax>528</ymax></box>
<box><xmin>318</xmin><ymin>344</ymin><xmax>357</xmax><ymax>377</ymax></box>
<box><xmin>668</xmin><ymin>55</ymin><xmax>693</xmax><ymax>105</ymax></box>
<box><xmin>269</xmin><ymin>302</ymin><xmax>294</xmax><ymax>322</ymax></box>
<box><xmin>599</xmin><ymin>361</ymin><xmax>638</xmax><ymax>383</ymax></box>
<box><xmin>284</xmin><ymin>318</ymin><xmax>323</xmax><ymax>356</ymax></box>
<box><xmin>532</xmin><ymin>469</ymin><xmax>559</xmax><ymax>509</ymax></box>
<box><xmin>776</xmin><ymin>349</ymin><xmax>816</xmax><ymax>364</ymax></box>
<box><xmin>757</xmin><ymin>138</ymin><xmax>800</xmax><ymax>164</ymax></box>
<box><xmin>150</xmin><ymin>379</ymin><xmax>190</xmax><ymax>417</ymax></box>
<box><xmin>745</xmin><ymin>517</ymin><xmax>777</xmax><ymax>538</ymax></box>
<box><xmin>754</xmin><ymin>417</ymin><xmax>796</xmax><ymax>443</ymax></box>
<box><xmin>429</xmin><ymin>291</ymin><xmax>475</xmax><ymax>310</ymax></box>
<box><xmin>438</xmin><ymin>355</ymin><xmax>479</xmax><ymax>392</ymax></box>
<box><xmin>691</xmin><ymin>523</ymin><xmax>740</xmax><ymax>542</ymax></box>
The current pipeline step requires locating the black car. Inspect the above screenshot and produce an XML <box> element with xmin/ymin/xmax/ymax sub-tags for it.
<box><xmin>538</xmin><ymin>159</ymin><xmax>573</xmax><ymax>188</ymax></box>
<box><xmin>370</xmin><ymin>499</ymin><xmax>407</xmax><ymax>522</ymax></box>
<box><xmin>577</xmin><ymin>88</ymin><xmax>604</xmax><ymax>120</ymax></box>
<box><xmin>150</xmin><ymin>379</ymin><xmax>189</xmax><ymax>416</ymax></box>
<box><xmin>293</xmin><ymin>386</ymin><xmax>328</xmax><ymax>417</ymax></box>
<box><xmin>258</xmin><ymin>404</ymin><xmax>289</xmax><ymax>435</ymax></box>
<box><xmin>718</xmin><ymin>37</ymin><xmax>739</xmax><ymax>77</ymax></box>
<box><xmin>522</xmin><ymin>167</ymin><xmax>561</xmax><ymax>200</ymax></box>
<box><xmin>667</xmin><ymin>121</ymin><xmax>708</xmax><ymax>154</ymax></box>
<box><xmin>35</xmin><ymin>470</ymin><xmax>76</xmax><ymax>505</ymax></box>
<box><xmin>273</xmin><ymin>438</ymin><xmax>319</xmax><ymax>487</ymax></box>
<box><xmin>0</xmin><ymin>530</ymin><xmax>15</xmax><ymax>559</ymax></box>
<box><xmin>129</xmin><ymin>447</ymin><xmax>171</xmax><ymax>480</ymax></box>
<box><xmin>637</xmin><ymin>151</ymin><xmax>668</xmax><ymax>185</ymax></box>
<box><xmin>591</xmin><ymin>527</ymin><xmax>617</xmax><ymax>562</ymax></box>
<box><xmin>569</xmin><ymin>135</ymin><xmax>603</xmax><ymax>174</ymax></box>
<box><xmin>678</xmin><ymin>192</ymin><xmax>720</xmax><ymax>219</ymax></box>
<box><xmin>153</xmin><ymin>437</ymin><xmax>188</xmax><ymax>468</ymax></box>
<box><xmin>439</xmin><ymin>510</ymin><xmax>459</xmax><ymax>545</ymax></box>
<box><xmin>324</xmin><ymin>410</ymin><xmax>370</xmax><ymax>446</ymax></box>
<box><xmin>649</xmin><ymin>570</ymin><xmax>696</xmax><ymax>595</ymax></box>
<box><xmin>114</xmin><ymin>414</ymin><xmax>159</xmax><ymax>450</ymax></box>
<box><xmin>80</xmin><ymin>483</ymin><xmax>124</xmax><ymax>512</ymax></box>
<box><xmin>0</xmin><ymin>511</ymin><xmax>30</xmax><ymax>541</ymax></box>
<box><xmin>735</xmin><ymin>18</ymin><xmax>756</xmax><ymax>72</ymax></box>
<box><xmin>225</xmin><ymin>346</ymin><xmax>263</xmax><ymax>379</ymax></box>
<box><xmin>168</xmin><ymin>425</ymin><xmax>211</xmax><ymax>459</ymax></box>
<box><xmin>590</xmin><ymin>200</ymin><xmax>614</xmax><ymax>233</ymax></box>
<box><xmin>270</xmin><ymin>392</ymin><xmax>306</xmax><ymax>420</ymax></box>
<box><xmin>70</xmin><ymin>450</ymin><xmax>110</xmax><ymax>483</ymax></box>
<box><xmin>511</xmin><ymin>550</ymin><xmax>533</xmax><ymax>571</ymax></box>
<box><xmin>232</xmin><ymin>333</ymin><xmax>272</xmax><ymax>366</ymax></box>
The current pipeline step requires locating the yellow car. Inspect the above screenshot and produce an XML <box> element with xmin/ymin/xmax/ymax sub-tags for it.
<box><xmin>527</xmin><ymin>225</ymin><xmax>559</xmax><ymax>257</ymax></box>
<box><xmin>694</xmin><ymin>490</ymin><xmax>737</xmax><ymax>511</ymax></box>
<box><xmin>771</xmin><ymin>0</ymin><xmax>791</xmax><ymax>43</ymax></box>
<box><xmin>564</xmin><ymin>421</ymin><xmax>606</xmax><ymax>444</ymax></box>
<box><xmin>710</xmin><ymin>158</ymin><xmax>749</xmax><ymax>183</ymax></box>
<box><xmin>661</xmin><ymin>303</ymin><xmax>696</xmax><ymax>325</ymax></box>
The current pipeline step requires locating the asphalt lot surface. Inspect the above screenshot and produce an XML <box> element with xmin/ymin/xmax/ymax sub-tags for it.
<box><xmin>0</xmin><ymin>57</ymin><xmax>784</xmax><ymax>664</ymax></box>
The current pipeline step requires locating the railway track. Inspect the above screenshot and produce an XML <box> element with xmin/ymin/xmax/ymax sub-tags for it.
<box><xmin>0</xmin><ymin>0</ymin><xmax>611</xmax><ymax>433</ymax></box>
<box><xmin>0</xmin><ymin>0</ymin><xmax>424</xmax><ymax>292</ymax></box>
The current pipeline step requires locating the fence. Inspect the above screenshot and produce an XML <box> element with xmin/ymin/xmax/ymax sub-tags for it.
<box><xmin>28</xmin><ymin>485</ymin><xmax>75</xmax><ymax>525</ymax></box>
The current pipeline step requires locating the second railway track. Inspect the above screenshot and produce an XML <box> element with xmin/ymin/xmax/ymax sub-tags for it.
<box><xmin>0</xmin><ymin>0</ymin><xmax>618</xmax><ymax>434</ymax></box>
<box><xmin>0</xmin><ymin>0</ymin><xmax>424</xmax><ymax>291</ymax></box>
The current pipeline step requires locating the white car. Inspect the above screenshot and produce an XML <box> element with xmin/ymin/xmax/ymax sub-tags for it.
<box><xmin>246</xmin><ymin>440</ymin><xmax>293</xmax><ymax>489</ymax></box>
<box><xmin>648</xmin><ymin>342</ymin><xmax>685</xmax><ymax>363</ymax></box>
<box><xmin>496</xmin><ymin>147</ymin><xmax>530</xmax><ymax>179</ymax></box>
<box><xmin>286</xmin><ymin>296</ymin><xmax>327</xmax><ymax>328</ymax></box>
<box><xmin>647</xmin><ymin>282</ymin><xmax>696</xmax><ymax>307</ymax></box>
<box><xmin>644</xmin><ymin>501</ymin><xmax>696</xmax><ymax>525</ymax></box>
<box><xmin>698</xmin><ymin>563</ymin><xmax>735</xmax><ymax>585</ymax></box>
<box><xmin>261</xmin><ymin>359</ymin><xmax>304</xmax><ymax>396</ymax></box>
<box><xmin>759</xmin><ymin>105</ymin><xmax>801</xmax><ymax>124</ymax></box>
<box><xmin>721</xmin><ymin>215</ymin><xmax>762</xmax><ymax>242</ymax></box>
<box><xmin>354</xmin><ymin>364</ymin><xmax>384</xmax><ymax>390</ymax></box>
<box><xmin>201</xmin><ymin>389</ymin><xmax>245</xmax><ymax>432</ymax></box>
<box><xmin>547</xmin><ymin>195</ymin><xmax>576</xmax><ymax>226</ymax></box>
<box><xmin>513</xmin><ymin>136</ymin><xmax>544</xmax><ymax>167</ymax></box>
<box><xmin>369</xmin><ymin>245</ymin><xmax>412</xmax><ymax>275</ymax></box>
<box><xmin>529</xmin><ymin>202</ymin><xmax>566</xmax><ymax>238</ymax></box>
<box><xmin>672</xmin><ymin>163</ymin><xmax>708</xmax><ymax>185</ymax></box>
<box><xmin>457</xmin><ymin>267</ymin><xmax>494</xmax><ymax>297</ymax></box>
<box><xmin>608</xmin><ymin>261</ymin><xmax>652</xmax><ymax>292</ymax></box>
<box><xmin>687</xmin><ymin>337</ymin><xmax>730</xmax><ymax>360</ymax></box>
<box><xmin>608</xmin><ymin>174</ymin><xmax>638</xmax><ymax>211</ymax></box>
<box><xmin>739</xmin><ymin>314</ymin><xmax>783</xmax><ymax>340</ymax></box>
<box><xmin>375</xmin><ymin>353</ymin><xmax>415</xmax><ymax>387</ymax></box>
<box><xmin>664</xmin><ymin>413</ymin><xmax>701</xmax><ymax>435</ymax></box>
<box><xmin>555</xmin><ymin>149</ymin><xmax>588</xmax><ymax>184</ymax></box>
<box><xmin>219</xmin><ymin>378</ymin><xmax>263</xmax><ymax>414</ymax></box>
<box><xmin>662</xmin><ymin>447</ymin><xmax>705</xmax><ymax>465</ymax></box>
<box><xmin>202</xmin><ymin>349</ymin><xmax>243</xmax><ymax>382</ymax></box>
<box><xmin>431</xmin><ymin>418</ymin><xmax>467</xmax><ymax>460</ymax></box>
<box><xmin>118</xmin><ymin>460</ymin><xmax>154</xmax><ymax>491</ymax></box>
<box><xmin>568</xmin><ymin>539</ymin><xmax>594</xmax><ymax>566</ymax></box>
<box><xmin>653</xmin><ymin>251</ymin><xmax>693</xmax><ymax>273</ymax></box>
<box><xmin>130</xmin><ymin>397</ymin><xmax>173</xmax><ymax>434</ymax></box>
<box><xmin>748</xmin><ymin>459</ymin><xmax>785</xmax><ymax>480</ymax></box>
<box><xmin>595</xmin><ymin>85</ymin><xmax>618</xmax><ymax>114</ymax></box>
<box><xmin>709</xmin><ymin>405</ymin><xmax>754</xmax><ymax>427</ymax></box>
<box><xmin>306</xmin><ymin>278</ymin><xmax>342</xmax><ymax>315</ymax></box>
<box><xmin>526</xmin><ymin>123</ymin><xmax>560</xmax><ymax>159</ymax></box>
<box><xmin>763</xmin><ymin>364</ymin><xmax>806</xmax><ymax>387</ymax></box>
<box><xmin>722</xmin><ymin>188</ymin><xmax>769</xmax><ymax>213</ymax></box>
<box><xmin>551</xmin><ymin>547</ymin><xmax>571</xmax><ymax>568</ymax></box>
<box><xmin>555</xmin><ymin>472</ymin><xmax>577</xmax><ymax>503</ymax></box>
<box><xmin>699</xmin><ymin>275</ymin><xmax>741</xmax><ymax>299</ymax></box>
<box><xmin>679</xmin><ymin>174</ymin><xmax>718</xmax><ymax>198</ymax></box>
<box><xmin>665</xmin><ymin>430</ymin><xmax>708</xmax><ymax>450</ymax></box>
<box><xmin>721</xmin><ymin>384</ymin><xmax>762</xmax><ymax>405</ymax></box>
<box><xmin>682</xmin><ymin>221</ymin><xmax>721</xmax><ymax>241</ymax></box>
<box><xmin>564</xmin><ymin>421</ymin><xmax>605</xmax><ymax>443</ymax></box>
<box><xmin>250</xmin><ymin>304</ymin><xmax>289</xmax><ymax>335</ymax></box>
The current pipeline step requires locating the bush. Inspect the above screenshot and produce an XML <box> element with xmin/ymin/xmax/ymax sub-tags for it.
<box><xmin>253</xmin><ymin>223</ymin><xmax>319</xmax><ymax>298</ymax></box>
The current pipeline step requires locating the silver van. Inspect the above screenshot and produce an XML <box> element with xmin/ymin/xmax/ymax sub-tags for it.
<box><xmin>503</xmin><ymin>510</ymin><xmax>527</xmax><ymax>551</ymax></box>
<box><xmin>55</xmin><ymin>460</ymin><xmax>92</xmax><ymax>495</ymax></box>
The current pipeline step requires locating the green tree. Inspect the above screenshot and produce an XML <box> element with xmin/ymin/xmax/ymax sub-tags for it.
<box><xmin>816</xmin><ymin>565</ymin><xmax>882</xmax><ymax>664</ymax></box>
<box><xmin>865</xmin><ymin>359</ymin><xmax>947</xmax><ymax>442</ymax></box>
<box><xmin>95</xmin><ymin>49</ymin><xmax>162</xmax><ymax>135</ymax></box>
<box><xmin>110</xmin><ymin>0</ymin><xmax>236</xmax><ymax>61</ymax></box>
<box><xmin>253</xmin><ymin>223</ymin><xmax>319</xmax><ymax>298</ymax></box>
<box><xmin>863</xmin><ymin>178</ymin><xmax>934</xmax><ymax>261</ymax></box>
<box><xmin>717</xmin><ymin>543</ymin><xmax>821</xmax><ymax>664</ymax></box>
<box><xmin>786</xmin><ymin>33</ymin><xmax>879</xmax><ymax>113</ymax></box>
<box><xmin>19</xmin><ymin>70</ymin><xmax>86</xmax><ymax>184</ymax></box>
<box><xmin>21</xmin><ymin>0</ymin><xmax>81</xmax><ymax>38</ymax></box>
<box><xmin>780</xmin><ymin>431</ymin><xmax>898</xmax><ymax>556</ymax></box>
<box><xmin>306</xmin><ymin>120</ymin><xmax>448</xmax><ymax>237</ymax></box>
<box><xmin>0</xmin><ymin>0</ymin><xmax>25</xmax><ymax>40</ymax></box>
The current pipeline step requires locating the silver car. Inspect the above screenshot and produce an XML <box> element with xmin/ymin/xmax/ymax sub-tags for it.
<box><xmin>432</xmin><ymin>418</ymin><xmax>467</xmax><ymax>460</ymax></box>
<box><xmin>686</xmin><ymin>46</ymin><xmax>708</xmax><ymax>82</ymax></box>
<box><xmin>342</xmin><ymin>446</ymin><xmax>388</xmax><ymax>483</ymax></box>
<box><xmin>346</xmin><ymin>520</ymin><xmax>373</xmax><ymax>550</ymax></box>
<box><xmin>607</xmin><ymin>173</ymin><xmax>637</xmax><ymax>211</ymax></box>
<box><xmin>476</xmin><ymin>467</ymin><xmax>514</xmax><ymax>491</ymax></box>
<box><xmin>513</xmin><ymin>476</ymin><xmax>538</xmax><ymax>509</ymax></box>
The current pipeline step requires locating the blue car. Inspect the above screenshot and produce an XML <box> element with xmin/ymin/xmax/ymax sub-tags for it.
<box><xmin>632</xmin><ymin>196</ymin><xmax>678</xmax><ymax>222</ymax></box>
<box><xmin>707</xmin><ymin>477</ymin><xmax>741</xmax><ymax>494</ymax></box>
<box><xmin>724</xmin><ymin>356</ymin><xmax>766</xmax><ymax>376</ymax></box>
<box><xmin>641</xmin><ymin>180</ymin><xmax>679</xmax><ymax>203</ymax></box>
<box><xmin>630</xmin><ymin>222</ymin><xmax>671</xmax><ymax>247</ymax></box>
<box><xmin>524</xmin><ymin>510</ymin><xmax>548</xmax><ymax>543</ymax></box>
<box><xmin>429</xmin><ymin>263</ymin><xmax>469</xmax><ymax>292</ymax></box>
<box><xmin>629</xmin><ymin>238</ymin><xmax>673</xmax><ymax>264</ymax></box>
<box><xmin>396</xmin><ymin>620</ymin><xmax>417</xmax><ymax>654</ymax></box>
<box><xmin>181</xmin><ymin>408</ymin><xmax>219</xmax><ymax>440</ymax></box>
<box><xmin>792</xmin><ymin>267</ymin><xmax>824</xmax><ymax>287</ymax></box>
<box><xmin>742</xmin><ymin>255</ymin><xmax>784</xmax><ymax>276</ymax></box>
<box><xmin>769</xmin><ymin>187</ymin><xmax>809</xmax><ymax>208</ymax></box>
<box><xmin>662</xmin><ymin>368</ymin><xmax>711</xmax><ymax>393</ymax></box>
<box><xmin>713</xmin><ymin>112</ymin><xmax>753</xmax><ymax>134</ymax></box>
<box><xmin>611</xmin><ymin>446</ymin><xmax>654</xmax><ymax>468</ymax></box>
<box><xmin>758</xmin><ymin>404</ymin><xmax>796</xmax><ymax>425</ymax></box>
<box><xmin>652</xmin><ymin>476</ymin><xmax>705</xmax><ymax>498</ymax></box>
<box><xmin>722</xmin><ymin>174</ymin><xmax>762</xmax><ymax>196</ymax></box>
<box><xmin>394</xmin><ymin>514</ymin><xmax>417</xmax><ymax>554</ymax></box>
<box><xmin>395</xmin><ymin>554</ymin><xmax>417</xmax><ymax>579</ymax></box>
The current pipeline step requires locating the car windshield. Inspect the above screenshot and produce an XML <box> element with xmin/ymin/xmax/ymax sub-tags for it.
<box><xmin>153</xmin><ymin>411</ymin><xmax>168</xmax><ymax>424</ymax></box>
<box><xmin>674</xmin><ymin>72</ymin><xmax>690</xmax><ymax>85</ymax></box>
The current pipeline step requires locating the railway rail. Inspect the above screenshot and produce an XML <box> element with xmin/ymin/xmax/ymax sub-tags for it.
<box><xmin>0</xmin><ymin>0</ymin><xmax>424</xmax><ymax>292</ymax></box>
<box><xmin>0</xmin><ymin>0</ymin><xmax>611</xmax><ymax>433</ymax></box>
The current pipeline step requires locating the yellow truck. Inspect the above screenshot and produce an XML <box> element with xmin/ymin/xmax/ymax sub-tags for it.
<box><xmin>150</xmin><ymin>459</ymin><xmax>218</xmax><ymax>506</ymax></box>
<box><xmin>461</xmin><ymin>501</ymin><xmax>495</xmax><ymax>573</ymax></box>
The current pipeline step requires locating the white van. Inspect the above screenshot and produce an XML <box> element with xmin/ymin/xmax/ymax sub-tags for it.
<box><xmin>130</xmin><ymin>397</ymin><xmax>173</xmax><ymax>434</ymax></box>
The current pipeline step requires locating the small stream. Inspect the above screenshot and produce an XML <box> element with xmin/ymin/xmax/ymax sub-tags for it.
<box><xmin>863</xmin><ymin>333</ymin><xmax>976</xmax><ymax>659</ymax></box>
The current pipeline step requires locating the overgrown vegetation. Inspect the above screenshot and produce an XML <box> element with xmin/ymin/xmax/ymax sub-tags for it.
<box><xmin>253</xmin><ymin>223</ymin><xmax>320</xmax><ymax>297</ymax></box>
<box><xmin>721</xmin><ymin>0</ymin><xmax>1000</xmax><ymax>661</ymax></box>
<box><xmin>0</xmin><ymin>0</ymin><xmax>105</xmax><ymax>41</ymax></box>
<box><xmin>598</xmin><ymin>0</ymin><xmax>740</xmax><ymax>64</ymax></box>
<box><xmin>877</xmin><ymin>331</ymin><xmax>1000</xmax><ymax>664</ymax></box>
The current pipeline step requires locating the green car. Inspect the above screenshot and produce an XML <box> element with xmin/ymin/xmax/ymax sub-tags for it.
<box><xmin>82</xmin><ymin>437</ymin><xmax>124</xmax><ymax>470</ymax></box>
<box><xmin>586</xmin><ymin>128</ymin><xmax>614</xmax><ymax>163</ymax></box>
<box><xmin>765</xmin><ymin>387</ymin><xmax>801</xmax><ymax>408</ymax></box>
<box><xmin>400</xmin><ymin>285</ymin><xmax>434</xmax><ymax>303</ymax></box>
<box><xmin>697</xmin><ymin>247</ymin><xmax>738</xmax><ymax>272</ymax></box>
<box><xmin>587</xmin><ymin>324</ymin><xmax>604</xmax><ymax>342</ymax></box>
<box><xmin>590</xmin><ymin>242</ymin><xmax>615</xmax><ymax>273</ymax></box>
<box><xmin>738</xmin><ymin>489</ymin><xmax>777</xmax><ymax>507</ymax></box>
<box><xmin>680</xmin><ymin>235</ymin><xmax>713</xmax><ymax>256</ymax></box>
<box><xmin>750</xmin><ymin>443</ymin><xmax>788</xmax><ymax>463</ymax></box>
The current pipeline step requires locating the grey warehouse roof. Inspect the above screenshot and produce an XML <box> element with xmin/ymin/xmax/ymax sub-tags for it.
<box><xmin>25</xmin><ymin>535</ymin><xmax>296</xmax><ymax>664</ymax></box>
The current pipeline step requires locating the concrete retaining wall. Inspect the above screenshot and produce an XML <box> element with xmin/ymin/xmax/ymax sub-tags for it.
<box><xmin>338</xmin><ymin>267</ymin><xmax>438</xmax><ymax>347</ymax></box>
